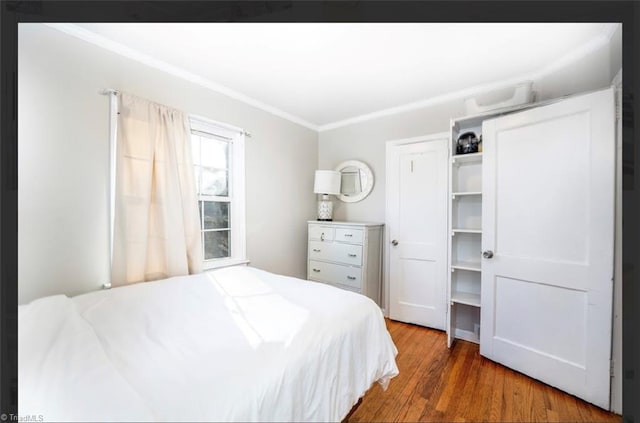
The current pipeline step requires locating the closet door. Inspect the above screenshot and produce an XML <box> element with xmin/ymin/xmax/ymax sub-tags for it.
<box><xmin>387</xmin><ymin>135</ymin><xmax>448</xmax><ymax>329</ymax></box>
<box><xmin>480</xmin><ymin>87</ymin><xmax>615</xmax><ymax>409</ymax></box>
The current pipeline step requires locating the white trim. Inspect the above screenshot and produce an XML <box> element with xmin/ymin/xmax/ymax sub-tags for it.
<box><xmin>383</xmin><ymin>132</ymin><xmax>450</xmax><ymax>315</ymax></box>
<box><xmin>526</xmin><ymin>31</ymin><xmax>613</xmax><ymax>83</ymax></box>
<box><xmin>233</xmin><ymin>132</ymin><xmax>247</xmax><ymax>263</ymax></box>
<box><xmin>45</xmin><ymin>23</ymin><xmax>318</xmax><ymax>131</ymax></box>
<box><xmin>385</xmin><ymin>133</ymin><xmax>449</xmax><ymax>148</ymax></box>
<box><xmin>108</xmin><ymin>91</ymin><xmax>118</xmax><ymax>284</ymax></box>
<box><xmin>611</xmin><ymin>68</ymin><xmax>622</xmax><ymax>88</ymax></box>
<box><xmin>610</xmin><ymin>69</ymin><xmax>622</xmax><ymax>414</ymax></box>
<box><xmin>47</xmin><ymin>23</ymin><xmax>619</xmax><ymax>133</ymax></box>
<box><xmin>190</xmin><ymin>116</ymin><xmax>247</xmax><ymax>265</ymax></box>
<box><xmin>319</xmin><ymin>79</ymin><xmax>535</xmax><ymax>131</ymax></box>
<box><xmin>190</xmin><ymin>113</ymin><xmax>245</xmax><ymax>136</ymax></box>
<box><xmin>203</xmin><ymin>259</ymin><xmax>250</xmax><ymax>271</ymax></box>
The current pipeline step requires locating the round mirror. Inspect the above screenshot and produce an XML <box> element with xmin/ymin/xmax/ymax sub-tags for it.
<box><xmin>334</xmin><ymin>160</ymin><xmax>374</xmax><ymax>203</ymax></box>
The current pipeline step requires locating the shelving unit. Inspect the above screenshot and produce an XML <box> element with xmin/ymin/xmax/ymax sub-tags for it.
<box><xmin>445</xmin><ymin>104</ymin><xmax>537</xmax><ymax>347</ymax></box>
<box><xmin>447</xmin><ymin>117</ymin><xmax>484</xmax><ymax>347</ymax></box>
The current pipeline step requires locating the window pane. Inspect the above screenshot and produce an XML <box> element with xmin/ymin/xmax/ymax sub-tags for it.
<box><xmin>200</xmin><ymin>137</ymin><xmax>228</xmax><ymax>169</ymax></box>
<box><xmin>203</xmin><ymin>201</ymin><xmax>229</xmax><ymax>229</ymax></box>
<box><xmin>204</xmin><ymin>230</ymin><xmax>230</xmax><ymax>260</ymax></box>
<box><xmin>201</xmin><ymin>168</ymin><xmax>228</xmax><ymax>196</ymax></box>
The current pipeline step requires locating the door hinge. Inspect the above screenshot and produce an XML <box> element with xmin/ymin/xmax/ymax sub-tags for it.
<box><xmin>610</xmin><ymin>359</ymin><xmax>615</xmax><ymax>377</ymax></box>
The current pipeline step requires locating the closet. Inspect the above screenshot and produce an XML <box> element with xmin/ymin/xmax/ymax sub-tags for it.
<box><xmin>444</xmin><ymin>87</ymin><xmax>615</xmax><ymax>409</ymax></box>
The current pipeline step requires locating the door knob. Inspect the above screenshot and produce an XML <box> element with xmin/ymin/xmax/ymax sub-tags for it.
<box><xmin>483</xmin><ymin>250</ymin><xmax>494</xmax><ymax>259</ymax></box>
<box><xmin>391</xmin><ymin>240</ymin><xmax>399</xmax><ymax>246</ymax></box>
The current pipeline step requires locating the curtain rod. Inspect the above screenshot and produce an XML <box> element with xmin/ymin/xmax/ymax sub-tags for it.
<box><xmin>99</xmin><ymin>88</ymin><xmax>252</xmax><ymax>138</ymax></box>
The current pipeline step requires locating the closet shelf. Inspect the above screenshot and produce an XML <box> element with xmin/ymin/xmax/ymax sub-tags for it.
<box><xmin>451</xmin><ymin>261</ymin><xmax>481</xmax><ymax>272</ymax></box>
<box><xmin>452</xmin><ymin>152</ymin><xmax>483</xmax><ymax>163</ymax></box>
<box><xmin>451</xmin><ymin>291</ymin><xmax>481</xmax><ymax>307</ymax></box>
<box><xmin>452</xmin><ymin>191</ymin><xmax>482</xmax><ymax>199</ymax></box>
<box><xmin>452</xmin><ymin>228</ymin><xmax>482</xmax><ymax>234</ymax></box>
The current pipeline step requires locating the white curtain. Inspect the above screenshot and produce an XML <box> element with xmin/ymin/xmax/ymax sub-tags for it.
<box><xmin>111</xmin><ymin>93</ymin><xmax>203</xmax><ymax>286</ymax></box>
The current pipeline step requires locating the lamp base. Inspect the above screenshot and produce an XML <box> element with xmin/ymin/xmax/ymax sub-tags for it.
<box><xmin>317</xmin><ymin>218</ymin><xmax>333</xmax><ymax>222</ymax></box>
<box><xmin>317</xmin><ymin>195</ymin><xmax>334</xmax><ymax>221</ymax></box>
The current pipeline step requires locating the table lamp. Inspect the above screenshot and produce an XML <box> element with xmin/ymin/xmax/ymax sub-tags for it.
<box><xmin>313</xmin><ymin>170</ymin><xmax>341</xmax><ymax>221</ymax></box>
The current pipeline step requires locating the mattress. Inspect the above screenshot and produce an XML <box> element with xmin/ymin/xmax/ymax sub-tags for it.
<box><xmin>19</xmin><ymin>266</ymin><xmax>399</xmax><ymax>422</ymax></box>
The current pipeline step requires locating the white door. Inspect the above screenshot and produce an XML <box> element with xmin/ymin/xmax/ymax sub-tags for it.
<box><xmin>480</xmin><ymin>87</ymin><xmax>615</xmax><ymax>409</ymax></box>
<box><xmin>387</xmin><ymin>135</ymin><xmax>448</xmax><ymax>329</ymax></box>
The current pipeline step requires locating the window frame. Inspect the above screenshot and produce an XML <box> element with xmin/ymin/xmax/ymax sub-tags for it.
<box><xmin>189</xmin><ymin>115</ymin><xmax>247</xmax><ymax>270</ymax></box>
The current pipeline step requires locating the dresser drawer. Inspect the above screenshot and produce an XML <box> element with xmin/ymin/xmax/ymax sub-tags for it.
<box><xmin>308</xmin><ymin>260</ymin><xmax>362</xmax><ymax>290</ymax></box>
<box><xmin>308</xmin><ymin>225</ymin><xmax>334</xmax><ymax>242</ymax></box>
<box><xmin>335</xmin><ymin>228</ymin><xmax>363</xmax><ymax>244</ymax></box>
<box><xmin>308</xmin><ymin>241</ymin><xmax>363</xmax><ymax>266</ymax></box>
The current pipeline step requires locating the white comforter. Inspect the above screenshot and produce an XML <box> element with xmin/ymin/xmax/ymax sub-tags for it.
<box><xmin>19</xmin><ymin>266</ymin><xmax>399</xmax><ymax>422</ymax></box>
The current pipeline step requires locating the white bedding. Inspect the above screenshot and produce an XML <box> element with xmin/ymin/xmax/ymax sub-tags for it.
<box><xmin>19</xmin><ymin>266</ymin><xmax>399</xmax><ymax>422</ymax></box>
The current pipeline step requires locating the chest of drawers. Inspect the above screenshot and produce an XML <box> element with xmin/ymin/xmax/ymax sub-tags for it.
<box><xmin>307</xmin><ymin>221</ymin><xmax>384</xmax><ymax>306</ymax></box>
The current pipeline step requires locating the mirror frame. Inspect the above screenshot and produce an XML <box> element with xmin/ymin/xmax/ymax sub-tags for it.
<box><xmin>334</xmin><ymin>160</ymin><xmax>374</xmax><ymax>203</ymax></box>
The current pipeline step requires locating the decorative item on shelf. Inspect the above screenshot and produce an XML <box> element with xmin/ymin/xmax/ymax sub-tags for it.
<box><xmin>478</xmin><ymin>134</ymin><xmax>483</xmax><ymax>153</ymax></box>
<box><xmin>313</xmin><ymin>170</ymin><xmax>341</xmax><ymax>221</ymax></box>
<box><xmin>456</xmin><ymin>131</ymin><xmax>479</xmax><ymax>155</ymax></box>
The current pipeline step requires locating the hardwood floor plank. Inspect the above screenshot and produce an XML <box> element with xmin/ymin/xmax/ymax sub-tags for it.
<box><xmin>350</xmin><ymin>319</ymin><xmax>621</xmax><ymax>423</ymax></box>
<box><xmin>433</xmin><ymin>340</ymin><xmax>472</xmax><ymax>415</ymax></box>
<box><xmin>395</xmin><ymin>332</ymin><xmax>442</xmax><ymax>422</ymax></box>
<box><xmin>488</xmin><ymin>360</ymin><xmax>505</xmax><ymax>421</ymax></box>
<box><xmin>417</xmin><ymin>338</ymin><xmax>465</xmax><ymax>420</ymax></box>
<box><xmin>464</xmin><ymin>353</ymin><xmax>496</xmax><ymax>422</ymax></box>
<box><xmin>447</xmin><ymin>344</ymin><xmax>483</xmax><ymax>421</ymax></box>
<box><xmin>530</xmin><ymin>377</ymin><xmax>549</xmax><ymax>422</ymax></box>
<box><xmin>350</xmin><ymin>323</ymin><xmax>420</xmax><ymax>421</ymax></box>
<box><xmin>415</xmin><ymin>337</ymin><xmax>452</xmax><ymax>421</ymax></box>
<box><xmin>545</xmin><ymin>408</ymin><xmax>560</xmax><ymax>422</ymax></box>
<box><xmin>376</xmin><ymin>324</ymin><xmax>441</xmax><ymax>422</ymax></box>
<box><xmin>500</xmin><ymin>367</ymin><xmax>517</xmax><ymax>421</ymax></box>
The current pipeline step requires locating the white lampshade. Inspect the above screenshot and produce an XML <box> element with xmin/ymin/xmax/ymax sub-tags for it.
<box><xmin>314</xmin><ymin>170</ymin><xmax>341</xmax><ymax>195</ymax></box>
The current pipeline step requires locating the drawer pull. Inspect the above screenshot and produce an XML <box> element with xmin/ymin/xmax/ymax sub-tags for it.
<box><xmin>320</xmin><ymin>233</ymin><xmax>325</xmax><ymax>241</ymax></box>
<box><xmin>344</xmin><ymin>233</ymin><xmax>353</xmax><ymax>237</ymax></box>
<box><xmin>348</xmin><ymin>253</ymin><xmax>357</xmax><ymax>257</ymax></box>
<box><xmin>347</xmin><ymin>276</ymin><xmax>356</xmax><ymax>280</ymax></box>
<box><xmin>313</xmin><ymin>249</ymin><xmax>321</xmax><ymax>252</ymax></box>
<box><xmin>313</xmin><ymin>268</ymin><xmax>321</xmax><ymax>273</ymax></box>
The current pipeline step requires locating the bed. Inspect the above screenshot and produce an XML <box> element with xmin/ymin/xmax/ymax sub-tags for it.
<box><xmin>19</xmin><ymin>266</ymin><xmax>399</xmax><ymax>422</ymax></box>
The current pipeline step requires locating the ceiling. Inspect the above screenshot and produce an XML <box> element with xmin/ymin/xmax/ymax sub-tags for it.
<box><xmin>53</xmin><ymin>22</ymin><xmax>617</xmax><ymax>131</ymax></box>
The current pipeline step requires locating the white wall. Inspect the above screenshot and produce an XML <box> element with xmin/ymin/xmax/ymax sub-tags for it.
<box><xmin>18</xmin><ymin>24</ymin><xmax>318</xmax><ymax>304</ymax></box>
<box><xmin>319</xmin><ymin>101</ymin><xmax>464</xmax><ymax>223</ymax></box>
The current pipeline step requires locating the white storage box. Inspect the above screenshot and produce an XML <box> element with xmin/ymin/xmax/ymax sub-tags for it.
<box><xmin>464</xmin><ymin>82</ymin><xmax>534</xmax><ymax>115</ymax></box>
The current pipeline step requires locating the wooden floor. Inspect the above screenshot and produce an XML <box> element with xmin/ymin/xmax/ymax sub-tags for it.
<box><xmin>349</xmin><ymin>319</ymin><xmax>621</xmax><ymax>423</ymax></box>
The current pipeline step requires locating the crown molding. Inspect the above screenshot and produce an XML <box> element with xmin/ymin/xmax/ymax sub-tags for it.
<box><xmin>319</xmin><ymin>23</ymin><xmax>620</xmax><ymax>131</ymax></box>
<box><xmin>43</xmin><ymin>23</ymin><xmax>319</xmax><ymax>132</ymax></box>
<box><xmin>318</xmin><ymin>76</ymin><xmax>532</xmax><ymax>132</ymax></box>
<box><xmin>44</xmin><ymin>22</ymin><xmax>619</xmax><ymax>133</ymax></box>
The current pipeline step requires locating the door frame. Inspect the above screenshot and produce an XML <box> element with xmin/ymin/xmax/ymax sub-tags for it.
<box><xmin>383</xmin><ymin>132</ymin><xmax>449</xmax><ymax>316</ymax></box>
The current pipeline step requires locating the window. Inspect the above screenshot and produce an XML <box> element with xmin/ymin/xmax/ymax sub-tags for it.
<box><xmin>190</xmin><ymin>116</ymin><xmax>246</xmax><ymax>269</ymax></box>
